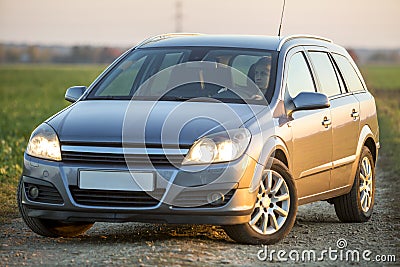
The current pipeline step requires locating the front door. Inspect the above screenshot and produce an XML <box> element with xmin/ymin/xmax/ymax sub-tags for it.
<box><xmin>285</xmin><ymin>49</ymin><xmax>332</xmax><ymax>199</ymax></box>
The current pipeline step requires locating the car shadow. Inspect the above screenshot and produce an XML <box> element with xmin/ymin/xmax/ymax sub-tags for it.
<box><xmin>54</xmin><ymin>223</ymin><xmax>236</xmax><ymax>245</ymax></box>
<box><xmin>24</xmin><ymin>202</ymin><xmax>358</xmax><ymax>245</ymax></box>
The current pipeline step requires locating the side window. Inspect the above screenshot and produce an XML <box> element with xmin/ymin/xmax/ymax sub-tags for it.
<box><xmin>308</xmin><ymin>52</ymin><xmax>341</xmax><ymax>97</ymax></box>
<box><xmin>159</xmin><ymin>52</ymin><xmax>185</xmax><ymax>70</ymax></box>
<box><xmin>148</xmin><ymin>52</ymin><xmax>186</xmax><ymax>94</ymax></box>
<box><xmin>96</xmin><ymin>55</ymin><xmax>147</xmax><ymax>96</ymax></box>
<box><xmin>333</xmin><ymin>62</ymin><xmax>346</xmax><ymax>93</ymax></box>
<box><xmin>332</xmin><ymin>54</ymin><xmax>365</xmax><ymax>92</ymax></box>
<box><xmin>231</xmin><ymin>55</ymin><xmax>260</xmax><ymax>87</ymax></box>
<box><xmin>286</xmin><ymin>52</ymin><xmax>316</xmax><ymax>98</ymax></box>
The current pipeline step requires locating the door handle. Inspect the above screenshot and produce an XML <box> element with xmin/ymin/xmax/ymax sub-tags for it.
<box><xmin>351</xmin><ymin>109</ymin><xmax>359</xmax><ymax>119</ymax></box>
<box><xmin>322</xmin><ymin>117</ymin><xmax>331</xmax><ymax>128</ymax></box>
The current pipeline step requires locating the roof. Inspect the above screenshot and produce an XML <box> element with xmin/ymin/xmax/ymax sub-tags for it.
<box><xmin>136</xmin><ymin>33</ymin><xmax>332</xmax><ymax>51</ymax></box>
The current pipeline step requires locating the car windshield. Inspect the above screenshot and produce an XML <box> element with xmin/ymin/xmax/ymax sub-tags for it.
<box><xmin>87</xmin><ymin>47</ymin><xmax>278</xmax><ymax>104</ymax></box>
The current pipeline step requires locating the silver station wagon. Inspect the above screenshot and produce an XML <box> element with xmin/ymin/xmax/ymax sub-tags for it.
<box><xmin>18</xmin><ymin>34</ymin><xmax>379</xmax><ymax>244</ymax></box>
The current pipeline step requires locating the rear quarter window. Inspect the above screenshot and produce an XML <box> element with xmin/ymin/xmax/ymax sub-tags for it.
<box><xmin>332</xmin><ymin>54</ymin><xmax>365</xmax><ymax>92</ymax></box>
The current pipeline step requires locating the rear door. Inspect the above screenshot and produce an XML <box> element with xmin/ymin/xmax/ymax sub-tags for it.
<box><xmin>332</xmin><ymin>53</ymin><xmax>379</xmax><ymax>186</ymax></box>
<box><xmin>306</xmin><ymin>49</ymin><xmax>360</xmax><ymax>190</ymax></box>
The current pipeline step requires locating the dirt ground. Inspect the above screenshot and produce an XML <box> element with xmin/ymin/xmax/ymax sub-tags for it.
<box><xmin>1</xmin><ymin>154</ymin><xmax>399</xmax><ymax>266</ymax></box>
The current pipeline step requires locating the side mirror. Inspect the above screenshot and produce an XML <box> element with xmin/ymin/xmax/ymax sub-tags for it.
<box><xmin>65</xmin><ymin>86</ymin><xmax>87</xmax><ymax>103</ymax></box>
<box><xmin>287</xmin><ymin>92</ymin><xmax>330</xmax><ymax>115</ymax></box>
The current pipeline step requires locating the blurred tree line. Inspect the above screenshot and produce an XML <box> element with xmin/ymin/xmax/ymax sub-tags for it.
<box><xmin>0</xmin><ymin>44</ymin><xmax>127</xmax><ymax>64</ymax></box>
<box><xmin>0</xmin><ymin>43</ymin><xmax>399</xmax><ymax>65</ymax></box>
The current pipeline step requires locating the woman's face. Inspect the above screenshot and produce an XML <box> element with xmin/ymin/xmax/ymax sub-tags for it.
<box><xmin>254</xmin><ymin>64</ymin><xmax>271</xmax><ymax>89</ymax></box>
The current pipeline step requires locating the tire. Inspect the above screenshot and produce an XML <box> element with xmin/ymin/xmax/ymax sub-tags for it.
<box><xmin>333</xmin><ymin>146</ymin><xmax>375</xmax><ymax>222</ymax></box>
<box><xmin>17</xmin><ymin>177</ymin><xmax>94</xmax><ymax>237</ymax></box>
<box><xmin>223</xmin><ymin>158</ymin><xmax>298</xmax><ymax>244</ymax></box>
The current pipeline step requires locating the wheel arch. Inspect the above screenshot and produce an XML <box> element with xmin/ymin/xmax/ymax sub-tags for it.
<box><xmin>271</xmin><ymin>149</ymin><xmax>289</xmax><ymax>168</ymax></box>
<box><xmin>248</xmin><ymin>136</ymin><xmax>291</xmax><ymax>192</ymax></box>
<box><xmin>356</xmin><ymin>124</ymin><xmax>379</xmax><ymax>165</ymax></box>
<box><xmin>364</xmin><ymin>137</ymin><xmax>377</xmax><ymax>165</ymax></box>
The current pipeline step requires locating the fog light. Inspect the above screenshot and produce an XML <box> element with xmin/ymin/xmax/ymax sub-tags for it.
<box><xmin>28</xmin><ymin>186</ymin><xmax>39</xmax><ymax>199</ymax></box>
<box><xmin>207</xmin><ymin>192</ymin><xmax>225</xmax><ymax>206</ymax></box>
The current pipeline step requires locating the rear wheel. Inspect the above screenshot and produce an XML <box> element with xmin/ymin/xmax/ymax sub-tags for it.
<box><xmin>333</xmin><ymin>146</ymin><xmax>375</xmax><ymax>222</ymax></box>
<box><xmin>223</xmin><ymin>158</ymin><xmax>297</xmax><ymax>244</ymax></box>
<box><xmin>17</xmin><ymin>177</ymin><xmax>94</xmax><ymax>237</ymax></box>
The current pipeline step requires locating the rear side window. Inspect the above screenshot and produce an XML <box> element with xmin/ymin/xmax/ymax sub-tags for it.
<box><xmin>332</xmin><ymin>54</ymin><xmax>365</xmax><ymax>92</ymax></box>
<box><xmin>286</xmin><ymin>52</ymin><xmax>316</xmax><ymax>98</ymax></box>
<box><xmin>308</xmin><ymin>52</ymin><xmax>341</xmax><ymax>97</ymax></box>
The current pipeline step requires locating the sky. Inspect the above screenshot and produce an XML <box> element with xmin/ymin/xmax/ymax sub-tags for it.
<box><xmin>0</xmin><ymin>0</ymin><xmax>399</xmax><ymax>49</ymax></box>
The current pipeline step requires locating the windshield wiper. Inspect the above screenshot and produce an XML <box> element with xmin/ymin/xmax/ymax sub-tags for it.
<box><xmin>158</xmin><ymin>95</ymin><xmax>193</xmax><ymax>101</ymax></box>
<box><xmin>89</xmin><ymin>95</ymin><xmax>131</xmax><ymax>100</ymax></box>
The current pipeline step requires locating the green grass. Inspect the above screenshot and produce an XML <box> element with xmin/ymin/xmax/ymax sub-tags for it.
<box><xmin>0</xmin><ymin>64</ymin><xmax>105</xmax><ymax>222</ymax></box>
<box><xmin>360</xmin><ymin>65</ymin><xmax>400</xmax><ymax>174</ymax></box>
<box><xmin>360</xmin><ymin>65</ymin><xmax>400</xmax><ymax>90</ymax></box>
<box><xmin>374</xmin><ymin>92</ymin><xmax>400</xmax><ymax>171</ymax></box>
<box><xmin>0</xmin><ymin>64</ymin><xmax>399</xmax><ymax>223</ymax></box>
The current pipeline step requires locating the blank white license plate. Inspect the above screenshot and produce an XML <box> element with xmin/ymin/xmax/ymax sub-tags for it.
<box><xmin>79</xmin><ymin>171</ymin><xmax>154</xmax><ymax>191</ymax></box>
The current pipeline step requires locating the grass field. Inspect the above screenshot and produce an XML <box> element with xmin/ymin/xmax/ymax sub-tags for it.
<box><xmin>0</xmin><ymin>64</ymin><xmax>399</xmax><ymax>223</ymax></box>
<box><xmin>360</xmin><ymin>66</ymin><xmax>400</xmax><ymax>174</ymax></box>
<box><xmin>360</xmin><ymin>65</ymin><xmax>400</xmax><ymax>90</ymax></box>
<box><xmin>0</xmin><ymin>65</ymin><xmax>106</xmax><ymax>222</ymax></box>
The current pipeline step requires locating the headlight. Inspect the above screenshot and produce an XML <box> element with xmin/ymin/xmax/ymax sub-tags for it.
<box><xmin>26</xmin><ymin>123</ymin><xmax>61</xmax><ymax>161</ymax></box>
<box><xmin>182</xmin><ymin>128</ymin><xmax>251</xmax><ymax>165</ymax></box>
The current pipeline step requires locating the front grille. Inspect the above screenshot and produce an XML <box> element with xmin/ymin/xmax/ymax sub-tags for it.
<box><xmin>70</xmin><ymin>186</ymin><xmax>165</xmax><ymax>207</ymax></box>
<box><xmin>62</xmin><ymin>151</ymin><xmax>184</xmax><ymax>166</ymax></box>
<box><xmin>24</xmin><ymin>182</ymin><xmax>64</xmax><ymax>204</ymax></box>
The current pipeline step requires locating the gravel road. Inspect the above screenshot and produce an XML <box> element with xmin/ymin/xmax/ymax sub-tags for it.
<box><xmin>1</xmin><ymin>154</ymin><xmax>398</xmax><ymax>266</ymax></box>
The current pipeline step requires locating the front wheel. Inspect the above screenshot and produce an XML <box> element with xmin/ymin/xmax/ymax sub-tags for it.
<box><xmin>17</xmin><ymin>178</ymin><xmax>94</xmax><ymax>237</ymax></box>
<box><xmin>223</xmin><ymin>158</ymin><xmax>298</xmax><ymax>244</ymax></box>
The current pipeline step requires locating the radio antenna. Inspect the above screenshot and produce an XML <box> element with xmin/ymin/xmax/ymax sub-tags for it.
<box><xmin>278</xmin><ymin>0</ymin><xmax>286</xmax><ymax>37</ymax></box>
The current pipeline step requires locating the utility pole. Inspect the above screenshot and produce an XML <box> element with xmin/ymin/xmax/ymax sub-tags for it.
<box><xmin>175</xmin><ymin>0</ymin><xmax>182</xmax><ymax>32</ymax></box>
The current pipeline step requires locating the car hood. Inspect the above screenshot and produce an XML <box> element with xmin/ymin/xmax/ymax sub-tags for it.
<box><xmin>48</xmin><ymin>100</ymin><xmax>266</xmax><ymax>146</ymax></box>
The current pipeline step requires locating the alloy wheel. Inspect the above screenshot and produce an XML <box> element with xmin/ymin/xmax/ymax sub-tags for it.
<box><xmin>359</xmin><ymin>156</ymin><xmax>373</xmax><ymax>212</ymax></box>
<box><xmin>249</xmin><ymin>170</ymin><xmax>290</xmax><ymax>235</ymax></box>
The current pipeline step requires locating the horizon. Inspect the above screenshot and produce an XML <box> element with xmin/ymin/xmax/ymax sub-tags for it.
<box><xmin>1</xmin><ymin>39</ymin><xmax>400</xmax><ymax>51</ymax></box>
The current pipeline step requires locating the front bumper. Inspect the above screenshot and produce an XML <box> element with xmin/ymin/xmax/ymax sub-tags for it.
<box><xmin>21</xmin><ymin>152</ymin><xmax>261</xmax><ymax>225</ymax></box>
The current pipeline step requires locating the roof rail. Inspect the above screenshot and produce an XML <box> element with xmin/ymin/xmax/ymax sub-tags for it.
<box><xmin>278</xmin><ymin>34</ymin><xmax>332</xmax><ymax>50</ymax></box>
<box><xmin>136</xmin><ymin>33</ymin><xmax>202</xmax><ymax>48</ymax></box>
